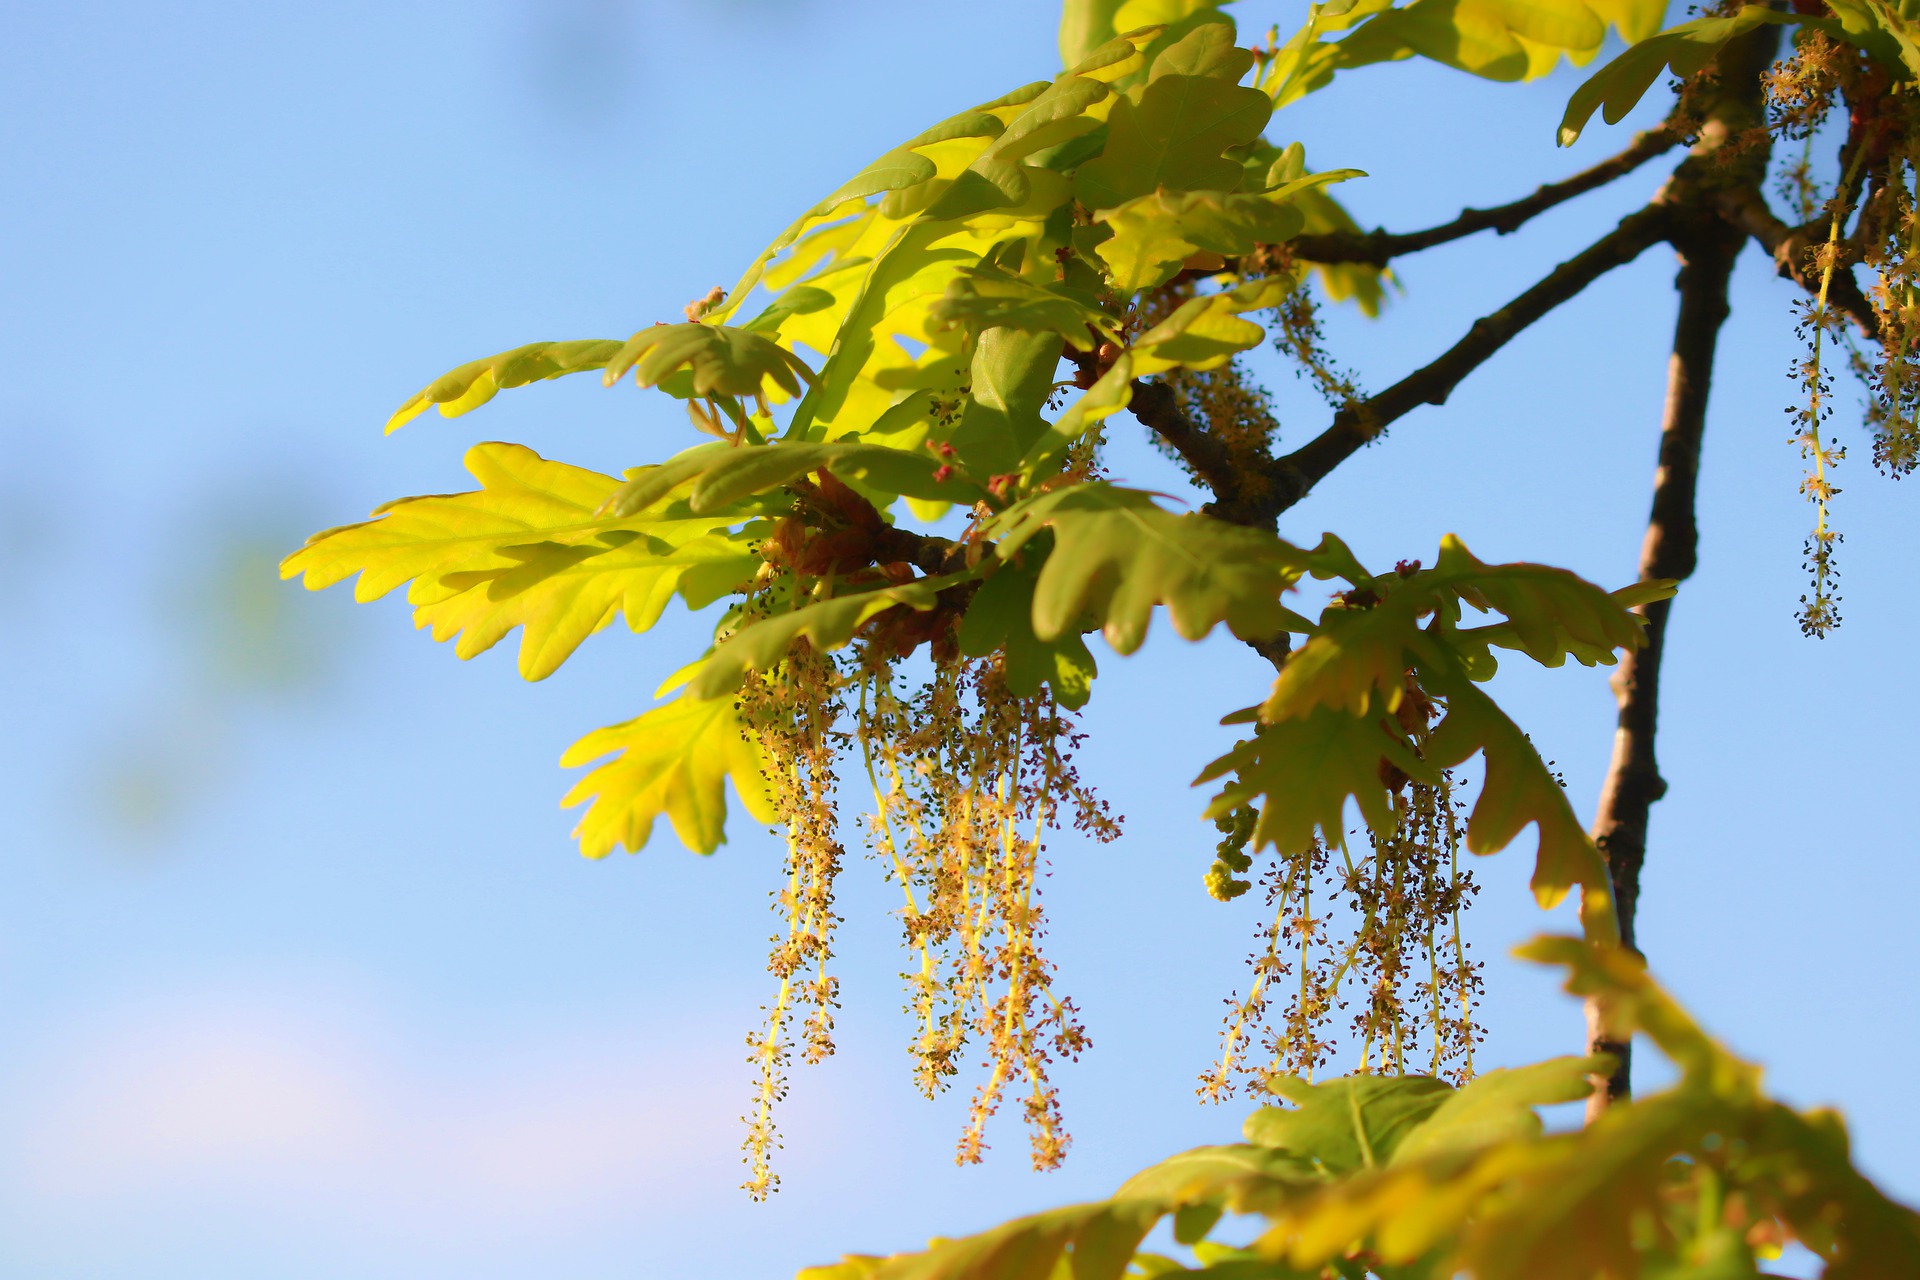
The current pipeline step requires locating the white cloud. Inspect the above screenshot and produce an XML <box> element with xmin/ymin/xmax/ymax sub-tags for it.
<box><xmin>1</xmin><ymin>981</ymin><xmax>847</xmax><ymax>1249</ymax></box>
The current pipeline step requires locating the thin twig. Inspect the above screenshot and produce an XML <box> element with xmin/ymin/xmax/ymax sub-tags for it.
<box><xmin>1290</xmin><ymin>126</ymin><xmax>1682</xmax><ymax>268</ymax></box>
<box><xmin>1126</xmin><ymin>377</ymin><xmax>1272</xmax><ymax>523</ymax></box>
<box><xmin>1268</xmin><ymin>203</ymin><xmax>1675</xmax><ymax>515</ymax></box>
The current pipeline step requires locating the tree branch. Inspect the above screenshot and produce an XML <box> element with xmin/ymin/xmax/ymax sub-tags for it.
<box><xmin>1127</xmin><ymin>378</ymin><xmax>1243</xmax><ymax>497</ymax></box>
<box><xmin>1267</xmin><ymin>203</ymin><xmax>1675</xmax><ymax>515</ymax></box>
<box><xmin>1290</xmin><ymin>126</ymin><xmax>1682</xmax><ymax>268</ymax></box>
<box><xmin>1714</xmin><ymin>184</ymin><xmax>1882</xmax><ymax>339</ymax></box>
<box><xmin>1582</xmin><ymin>211</ymin><xmax>1743</xmax><ymax>1120</ymax></box>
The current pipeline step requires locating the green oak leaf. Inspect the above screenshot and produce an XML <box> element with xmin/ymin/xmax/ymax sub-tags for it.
<box><xmin>988</xmin><ymin>483</ymin><xmax>1312</xmax><ymax>653</ymax></box>
<box><xmin>560</xmin><ymin>687</ymin><xmax>776</xmax><ymax>856</ymax></box>
<box><xmin>1246</xmin><ymin>1074</ymin><xmax>1457</xmax><ymax>1174</ymax></box>
<box><xmin>1073</xmin><ymin>59</ymin><xmax>1273</xmax><ymax>209</ymax></box>
<box><xmin>601</xmin><ymin>322</ymin><xmax>816</xmax><ymax>401</ymax></box>
<box><xmin>386</xmin><ymin>339</ymin><xmax>624</xmax><ymax>432</ymax></box>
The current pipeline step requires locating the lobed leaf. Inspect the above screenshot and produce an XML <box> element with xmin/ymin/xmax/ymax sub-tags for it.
<box><xmin>1096</xmin><ymin>176</ymin><xmax>1357</xmax><ymax>295</ymax></box>
<box><xmin>955</xmin><ymin>558</ymin><xmax>1099</xmax><ymax>709</ymax></box>
<box><xmin>1425</xmin><ymin>675</ymin><xmax>1618</xmax><ymax>940</ymax></box>
<box><xmin>1197</xmin><ymin>704</ymin><xmax>1434</xmax><ymax>852</ymax></box>
<box><xmin>560</xmin><ymin>687</ymin><xmax>776</xmax><ymax>856</ymax></box>
<box><xmin>601</xmin><ymin>322</ymin><xmax>816</xmax><ymax>401</ymax></box>
<box><xmin>281</xmin><ymin>442</ymin><xmax>749</xmax><ymax>679</ymax></box>
<box><xmin>988</xmin><ymin>483</ymin><xmax>1312</xmax><ymax>654</ymax></box>
<box><xmin>604</xmin><ymin>441</ymin><xmax>988</xmax><ymax>519</ymax></box>
<box><xmin>1129</xmin><ymin>276</ymin><xmax>1299</xmax><ymax>372</ymax></box>
<box><xmin>689</xmin><ymin>574</ymin><xmax>974</xmax><ymax>700</ymax></box>
<box><xmin>386</xmin><ymin>339</ymin><xmax>625</xmax><ymax>433</ymax></box>
<box><xmin>1329</xmin><ymin>0</ymin><xmax>1668</xmax><ymax>86</ymax></box>
<box><xmin>1389</xmin><ymin>1056</ymin><xmax>1607</xmax><ymax>1163</ymax></box>
<box><xmin>1558</xmin><ymin>5</ymin><xmax>1797</xmax><ymax>144</ymax></box>
<box><xmin>927</xmin><ymin>263</ymin><xmax>1120</xmax><ymax>349</ymax></box>
<box><xmin>1245</xmin><ymin>1074</ymin><xmax>1456</xmax><ymax>1174</ymax></box>
<box><xmin>1074</xmin><ymin>29</ymin><xmax>1271</xmax><ymax>211</ymax></box>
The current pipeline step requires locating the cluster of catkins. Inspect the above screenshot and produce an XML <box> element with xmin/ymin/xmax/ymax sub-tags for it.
<box><xmin>1762</xmin><ymin>29</ymin><xmax>1920</xmax><ymax>635</ymax></box>
<box><xmin>1199</xmin><ymin>769</ymin><xmax>1484</xmax><ymax>1102</ymax></box>
<box><xmin>732</xmin><ymin>627</ymin><xmax>1119</xmax><ymax>1199</ymax></box>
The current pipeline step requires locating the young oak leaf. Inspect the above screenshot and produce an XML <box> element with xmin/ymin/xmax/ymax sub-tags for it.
<box><xmin>1423</xmin><ymin>676</ymin><xmax>1618</xmax><ymax>942</ymax></box>
<box><xmin>1096</xmin><ymin>176</ymin><xmax>1359</xmax><ymax>295</ymax></box>
<box><xmin>601</xmin><ymin>321</ymin><xmax>816</xmax><ymax>402</ymax></box>
<box><xmin>280</xmin><ymin>442</ymin><xmax>747</xmax><ymax>680</ymax></box>
<box><xmin>955</xmin><ymin>558</ymin><xmax>1099</xmax><ymax>710</ymax></box>
<box><xmin>1244</xmin><ymin>1074</ymin><xmax>1457</xmax><ymax>1175</ymax></box>
<box><xmin>560</xmin><ymin>687</ymin><xmax>776</xmax><ymax>856</ymax></box>
<box><xmin>386</xmin><ymin>338</ymin><xmax>625</xmax><ymax>433</ymax></box>
<box><xmin>603</xmin><ymin>441</ymin><xmax>987</xmax><ymax>519</ymax></box>
<box><xmin>1196</xmin><ymin>704</ymin><xmax>1435</xmax><ymax>852</ymax></box>
<box><xmin>986</xmin><ymin>482</ymin><xmax>1313</xmax><ymax>653</ymax></box>
<box><xmin>1329</xmin><ymin>0</ymin><xmax>1631</xmax><ymax>87</ymax></box>
<box><xmin>1072</xmin><ymin>50</ymin><xmax>1273</xmax><ymax>210</ymax></box>
<box><xmin>1389</xmin><ymin>1055</ymin><xmax>1609</xmax><ymax>1163</ymax></box>
<box><xmin>1260</xmin><ymin>589</ymin><xmax>1431</xmax><ymax>723</ymax></box>
<box><xmin>1558</xmin><ymin>6</ymin><xmax>1803</xmax><ymax>144</ymax></box>
<box><xmin>688</xmin><ymin>573</ymin><xmax>975</xmax><ymax>701</ymax></box>
<box><xmin>415</xmin><ymin>528</ymin><xmax>760</xmax><ymax>680</ymax></box>
<box><xmin>1127</xmin><ymin>276</ymin><xmax>1296</xmax><ymax>373</ymax></box>
<box><xmin>1434</xmin><ymin>533</ymin><xmax>1671</xmax><ymax>669</ymax></box>
<box><xmin>926</xmin><ymin>262</ymin><xmax>1120</xmax><ymax>349</ymax></box>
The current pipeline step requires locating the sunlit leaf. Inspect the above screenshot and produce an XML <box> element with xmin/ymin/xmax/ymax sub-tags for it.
<box><xmin>988</xmin><ymin>482</ymin><xmax>1311</xmax><ymax>653</ymax></box>
<box><xmin>1559</xmin><ymin>5</ymin><xmax>1799</xmax><ymax>144</ymax></box>
<box><xmin>386</xmin><ymin>339</ymin><xmax>624</xmax><ymax>432</ymax></box>
<box><xmin>605</xmin><ymin>441</ymin><xmax>988</xmax><ymax>519</ymax></box>
<box><xmin>690</xmin><ymin>573</ymin><xmax>974</xmax><ymax>700</ymax></box>
<box><xmin>281</xmin><ymin>442</ymin><xmax>747</xmax><ymax>679</ymax></box>
<box><xmin>1197</xmin><ymin>704</ymin><xmax>1434</xmax><ymax>851</ymax></box>
<box><xmin>1391</xmin><ymin>1056</ymin><xmax>1606</xmax><ymax>1163</ymax></box>
<box><xmin>928</xmin><ymin>262</ymin><xmax>1120</xmax><ymax>349</ymax></box>
<box><xmin>560</xmin><ymin>687</ymin><xmax>776</xmax><ymax>856</ymax></box>
<box><xmin>956</xmin><ymin>558</ymin><xmax>1099</xmax><ymax>709</ymax></box>
<box><xmin>601</xmin><ymin>322</ymin><xmax>816</xmax><ymax>401</ymax></box>
<box><xmin>1245</xmin><ymin>1074</ymin><xmax>1456</xmax><ymax>1174</ymax></box>
<box><xmin>1073</xmin><ymin>30</ymin><xmax>1273</xmax><ymax>210</ymax></box>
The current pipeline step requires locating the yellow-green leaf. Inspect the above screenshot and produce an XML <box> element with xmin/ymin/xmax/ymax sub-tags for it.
<box><xmin>1424</xmin><ymin>677</ymin><xmax>1617</xmax><ymax>941</ymax></box>
<box><xmin>1073</xmin><ymin>56</ymin><xmax>1273</xmax><ymax>210</ymax></box>
<box><xmin>1197</xmin><ymin>704</ymin><xmax>1434</xmax><ymax>852</ymax></box>
<box><xmin>988</xmin><ymin>482</ymin><xmax>1311</xmax><ymax>654</ymax></box>
<box><xmin>1128</xmin><ymin>276</ymin><xmax>1296</xmax><ymax>372</ymax></box>
<box><xmin>560</xmin><ymin>688</ymin><xmax>776</xmax><ymax>856</ymax></box>
<box><xmin>1558</xmin><ymin>5</ymin><xmax>1796</xmax><ymax>145</ymax></box>
<box><xmin>1245</xmin><ymin>1075</ymin><xmax>1456</xmax><ymax>1174</ymax></box>
<box><xmin>281</xmin><ymin>442</ymin><xmax>747</xmax><ymax>680</ymax></box>
<box><xmin>928</xmin><ymin>263</ymin><xmax>1120</xmax><ymax>348</ymax></box>
<box><xmin>386</xmin><ymin>339</ymin><xmax>625</xmax><ymax>433</ymax></box>
<box><xmin>689</xmin><ymin>574</ymin><xmax>972</xmax><ymax>700</ymax></box>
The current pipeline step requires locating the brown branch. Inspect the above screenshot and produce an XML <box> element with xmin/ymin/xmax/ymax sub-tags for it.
<box><xmin>1290</xmin><ymin>126</ymin><xmax>1682</xmax><ymax>268</ymax></box>
<box><xmin>1714</xmin><ymin>184</ymin><xmax>1882</xmax><ymax>339</ymax></box>
<box><xmin>1268</xmin><ymin>203</ymin><xmax>1675</xmax><ymax>515</ymax></box>
<box><xmin>1125</xmin><ymin>377</ymin><xmax>1278</xmax><ymax>527</ymax></box>
<box><xmin>1583</xmin><ymin>210</ymin><xmax>1743</xmax><ymax>1121</ymax></box>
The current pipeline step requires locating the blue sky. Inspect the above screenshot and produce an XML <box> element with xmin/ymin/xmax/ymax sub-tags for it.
<box><xmin>2</xmin><ymin>2</ymin><xmax>1915</xmax><ymax>1277</ymax></box>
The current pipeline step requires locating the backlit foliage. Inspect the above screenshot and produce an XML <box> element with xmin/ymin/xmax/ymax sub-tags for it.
<box><xmin>285</xmin><ymin>0</ymin><xmax>1919</xmax><ymax>1270</ymax></box>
